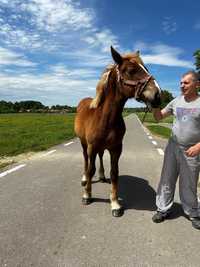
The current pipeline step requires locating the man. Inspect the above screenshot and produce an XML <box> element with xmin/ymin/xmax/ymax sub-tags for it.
<box><xmin>152</xmin><ymin>70</ymin><xmax>200</xmax><ymax>230</ymax></box>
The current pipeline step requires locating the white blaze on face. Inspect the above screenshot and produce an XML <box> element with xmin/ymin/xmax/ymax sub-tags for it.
<box><xmin>139</xmin><ymin>64</ymin><xmax>161</xmax><ymax>93</ymax></box>
<box><xmin>139</xmin><ymin>63</ymin><xmax>148</xmax><ymax>74</ymax></box>
<box><xmin>153</xmin><ymin>79</ymin><xmax>161</xmax><ymax>93</ymax></box>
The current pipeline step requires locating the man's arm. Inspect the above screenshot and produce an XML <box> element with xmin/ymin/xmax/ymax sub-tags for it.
<box><xmin>152</xmin><ymin>108</ymin><xmax>171</xmax><ymax>122</ymax></box>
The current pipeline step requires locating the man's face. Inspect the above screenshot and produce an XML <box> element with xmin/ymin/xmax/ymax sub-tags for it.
<box><xmin>180</xmin><ymin>74</ymin><xmax>199</xmax><ymax>97</ymax></box>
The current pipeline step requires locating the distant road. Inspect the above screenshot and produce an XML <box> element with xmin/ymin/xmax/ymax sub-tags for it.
<box><xmin>0</xmin><ymin>114</ymin><xmax>200</xmax><ymax>267</ymax></box>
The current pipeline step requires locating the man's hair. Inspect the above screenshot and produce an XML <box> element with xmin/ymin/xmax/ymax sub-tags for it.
<box><xmin>182</xmin><ymin>70</ymin><xmax>200</xmax><ymax>82</ymax></box>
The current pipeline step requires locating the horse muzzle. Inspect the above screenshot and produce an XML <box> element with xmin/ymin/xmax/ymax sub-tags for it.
<box><xmin>149</xmin><ymin>91</ymin><xmax>162</xmax><ymax>108</ymax></box>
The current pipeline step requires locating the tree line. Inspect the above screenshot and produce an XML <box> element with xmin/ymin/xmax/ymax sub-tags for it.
<box><xmin>194</xmin><ymin>49</ymin><xmax>200</xmax><ymax>73</ymax></box>
<box><xmin>0</xmin><ymin>100</ymin><xmax>76</xmax><ymax>114</ymax></box>
<box><xmin>0</xmin><ymin>89</ymin><xmax>174</xmax><ymax>114</ymax></box>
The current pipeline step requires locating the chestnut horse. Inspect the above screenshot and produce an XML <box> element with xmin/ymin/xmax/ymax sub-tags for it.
<box><xmin>74</xmin><ymin>46</ymin><xmax>161</xmax><ymax>217</ymax></box>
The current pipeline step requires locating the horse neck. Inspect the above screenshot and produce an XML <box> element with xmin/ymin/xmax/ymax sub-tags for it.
<box><xmin>101</xmin><ymin>71</ymin><xmax>127</xmax><ymax>125</ymax></box>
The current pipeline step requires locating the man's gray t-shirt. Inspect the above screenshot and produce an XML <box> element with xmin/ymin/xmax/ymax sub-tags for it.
<box><xmin>164</xmin><ymin>95</ymin><xmax>200</xmax><ymax>146</ymax></box>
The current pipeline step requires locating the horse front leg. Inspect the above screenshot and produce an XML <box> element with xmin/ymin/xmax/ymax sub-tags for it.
<box><xmin>109</xmin><ymin>144</ymin><xmax>123</xmax><ymax>217</ymax></box>
<box><xmin>98</xmin><ymin>150</ymin><xmax>106</xmax><ymax>183</ymax></box>
<box><xmin>82</xmin><ymin>144</ymin><xmax>97</xmax><ymax>205</ymax></box>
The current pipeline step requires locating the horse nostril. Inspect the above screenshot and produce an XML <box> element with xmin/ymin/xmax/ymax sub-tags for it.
<box><xmin>151</xmin><ymin>91</ymin><xmax>161</xmax><ymax>108</ymax></box>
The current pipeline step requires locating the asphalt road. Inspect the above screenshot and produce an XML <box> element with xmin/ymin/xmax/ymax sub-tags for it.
<box><xmin>0</xmin><ymin>114</ymin><xmax>200</xmax><ymax>267</ymax></box>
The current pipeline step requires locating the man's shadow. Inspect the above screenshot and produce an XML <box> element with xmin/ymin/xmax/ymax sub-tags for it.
<box><xmin>118</xmin><ymin>175</ymin><xmax>184</xmax><ymax>219</ymax></box>
<box><xmin>118</xmin><ymin>175</ymin><xmax>156</xmax><ymax>211</ymax></box>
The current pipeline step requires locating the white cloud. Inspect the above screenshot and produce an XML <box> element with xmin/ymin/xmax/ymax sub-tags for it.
<box><xmin>162</xmin><ymin>17</ymin><xmax>177</xmax><ymax>35</ymax></box>
<box><xmin>50</xmin><ymin>64</ymin><xmax>98</xmax><ymax>78</ymax></box>
<box><xmin>21</xmin><ymin>0</ymin><xmax>94</xmax><ymax>32</ymax></box>
<box><xmin>0</xmin><ymin>70</ymin><xmax>98</xmax><ymax>105</ymax></box>
<box><xmin>84</xmin><ymin>29</ymin><xmax>119</xmax><ymax>53</ymax></box>
<box><xmin>133</xmin><ymin>42</ymin><xmax>193</xmax><ymax>68</ymax></box>
<box><xmin>0</xmin><ymin>47</ymin><xmax>36</xmax><ymax>67</ymax></box>
<box><xmin>0</xmin><ymin>0</ymin><xmax>120</xmax><ymax>105</ymax></box>
<box><xmin>0</xmin><ymin>25</ymin><xmax>43</xmax><ymax>49</ymax></box>
<box><xmin>63</xmin><ymin>48</ymin><xmax>113</xmax><ymax>68</ymax></box>
<box><xmin>194</xmin><ymin>21</ymin><xmax>200</xmax><ymax>30</ymax></box>
<box><xmin>0</xmin><ymin>0</ymin><xmax>118</xmax><ymax>55</ymax></box>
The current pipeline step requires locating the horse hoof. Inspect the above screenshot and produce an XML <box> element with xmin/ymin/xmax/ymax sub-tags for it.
<box><xmin>112</xmin><ymin>208</ymin><xmax>124</xmax><ymax>217</ymax></box>
<box><xmin>99</xmin><ymin>177</ymin><xmax>107</xmax><ymax>183</ymax></box>
<box><xmin>82</xmin><ymin>198</ymin><xmax>92</xmax><ymax>205</ymax></box>
<box><xmin>99</xmin><ymin>178</ymin><xmax>111</xmax><ymax>184</ymax></box>
<box><xmin>81</xmin><ymin>180</ymin><xmax>87</xmax><ymax>187</ymax></box>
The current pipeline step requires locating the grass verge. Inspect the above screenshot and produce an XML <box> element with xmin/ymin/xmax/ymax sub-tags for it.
<box><xmin>136</xmin><ymin>112</ymin><xmax>173</xmax><ymax>123</ymax></box>
<box><xmin>146</xmin><ymin>124</ymin><xmax>171</xmax><ymax>139</ymax></box>
<box><xmin>0</xmin><ymin>113</ymin><xmax>76</xmax><ymax>157</ymax></box>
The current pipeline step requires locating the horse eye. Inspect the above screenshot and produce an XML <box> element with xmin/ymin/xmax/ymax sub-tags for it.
<box><xmin>128</xmin><ymin>69</ymin><xmax>135</xmax><ymax>75</ymax></box>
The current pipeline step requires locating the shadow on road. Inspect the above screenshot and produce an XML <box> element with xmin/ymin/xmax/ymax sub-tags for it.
<box><xmin>118</xmin><ymin>175</ymin><xmax>157</xmax><ymax>211</ymax></box>
<box><xmin>90</xmin><ymin>175</ymin><xmax>185</xmax><ymax>219</ymax></box>
<box><xmin>118</xmin><ymin>175</ymin><xmax>185</xmax><ymax>219</ymax></box>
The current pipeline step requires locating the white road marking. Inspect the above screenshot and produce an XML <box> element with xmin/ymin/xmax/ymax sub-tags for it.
<box><xmin>0</xmin><ymin>164</ymin><xmax>26</xmax><ymax>178</ymax></box>
<box><xmin>152</xmin><ymin>140</ymin><xmax>157</xmax><ymax>146</ymax></box>
<box><xmin>42</xmin><ymin>150</ymin><xmax>56</xmax><ymax>157</ymax></box>
<box><xmin>136</xmin><ymin>115</ymin><xmax>147</xmax><ymax>132</ymax></box>
<box><xmin>136</xmin><ymin>114</ymin><xmax>164</xmax><ymax>156</ymax></box>
<box><xmin>64</xmin><ymin>141</ymin><xmax>74</xmax><ymax>146</ymax></box>
<box><xmin>157</xmin><ymin>148</ymin><xmax>164</xmax><ymax>155</ymax></box>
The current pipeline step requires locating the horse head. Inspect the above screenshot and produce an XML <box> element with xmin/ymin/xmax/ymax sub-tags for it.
<box><xmin>111</xmin><ymin>46</ymin><xmax>161</xmax><ymax>108</ymax></box>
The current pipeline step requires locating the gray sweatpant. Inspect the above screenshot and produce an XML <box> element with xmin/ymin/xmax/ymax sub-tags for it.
<box><xmin>156</xmin><ymin>138</ymin><xmax>200</xmax><ymax>217</ymax></box>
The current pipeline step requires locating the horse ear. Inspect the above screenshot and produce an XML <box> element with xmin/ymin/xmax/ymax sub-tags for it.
<box><xmin>111</xmin><ymin>46</ymin><xmax>123</xmax><ymax>65</ymax></box>
<box><xmin>136</xmin><ymin>50</ymin><xmax>140</xmax><ymax>56</ymax></box>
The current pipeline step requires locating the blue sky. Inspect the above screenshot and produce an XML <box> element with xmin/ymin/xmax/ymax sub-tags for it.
<box><xmin>0</xmin><ymin>0</ymin><xmax>199</xmax><ymax>107</ymax></box>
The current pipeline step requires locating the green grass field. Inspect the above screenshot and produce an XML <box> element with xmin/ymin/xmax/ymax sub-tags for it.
<box><xmin>0</xmin><ymin>113</ymin><xmax>75</xmax><ymax>157</ymax></box>
<box><xmin>0</xmin><ymin>111</ymin><xmax>171</xmax><ymax>159</ymax></box>
<box><xmin>136</xmin><ymin>112</ymin><xmax>173</xmax><ymax>123</ymax></box>
<box><xmin>136</xmin><ymin>112</ymin><xmax>173</xmax><ymax>139</ymax></box>
<box><xmin>146</xmin><ymin>125</ymin><xmax>171</xmax><ymax>139</ymax></box>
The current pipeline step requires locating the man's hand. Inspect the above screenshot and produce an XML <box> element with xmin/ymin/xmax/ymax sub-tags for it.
<box><xmin>152</xmin><ymin>108</ymin><xmax>162</xmax><ymax>122</ymax></box>
<box><xmin>185</xmin><ymin>143</ymin><xmax>200</xmax><ymax>157</ymax></box>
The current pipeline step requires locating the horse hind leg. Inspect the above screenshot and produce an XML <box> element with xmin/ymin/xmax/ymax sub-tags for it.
<box><xmin>81</xmin><ymin>142</ymin><xmax>88</xmax><ymax>187</ymax></box>
<box><xmin>82</xmin><ymin>144</ymin><xmax>97</xmax><ymax>205</ymax></box>
<box><xmin>98</xmin><ymin>151</ymin><xmax>106</xmax><ymax>183</ymax></box>
<box><xmin>109</xmin><ymin>144</ymin><xmax>124</xmax><ymax>217</ymax></box>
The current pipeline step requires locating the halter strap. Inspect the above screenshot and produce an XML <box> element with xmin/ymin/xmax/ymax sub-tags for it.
<box><xmin>116</xmin><ymin>66</ymin><xmax>153</xmax><ymax>101</ymax></box>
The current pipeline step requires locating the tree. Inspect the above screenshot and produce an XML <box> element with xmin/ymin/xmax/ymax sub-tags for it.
<box><xmin>193</xmin><ymin>49</ymin><xmax>200</xmax><ymax>73</ymax></box>
<box><xmin>0</xmin><ymin>101</ymin><xmax>14</xmax><ymax>113</ymax></box>
<box><xmin>161</xmin><ymin>89</ymin><xmax>174</xmax><ymax>109</ymax></box>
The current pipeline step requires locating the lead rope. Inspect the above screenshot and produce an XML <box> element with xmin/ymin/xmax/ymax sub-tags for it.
<box><xmin>141</xmin><ymin>105</ymin><xmax>149</xmax><ymax>124</ymax></box>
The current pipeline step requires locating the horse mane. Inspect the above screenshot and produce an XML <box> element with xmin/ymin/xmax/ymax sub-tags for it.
<box><xmin>89</xmin><ymin>53</ymin><xmax>143</xmax><ymax>109</ymax></box>
<box><xmin>89</xmin><ymin>64</ymin><xmax>115</xmax><ymax>108</ymax></box>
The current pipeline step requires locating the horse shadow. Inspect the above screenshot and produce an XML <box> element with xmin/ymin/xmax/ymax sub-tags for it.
<box><xmin>92</xmin><ymin>174</ymin><xmax>185</xmax><ymax>219</ymax></box>
<box><xmin>118</xmin><ymin>175</ymin><xmax>157</xmax><ymax>211</ymax></box>
<box><xmin>92</xmin><ymin>175</ymin><xmax>157</xmax><ymax>210</ymax></box>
